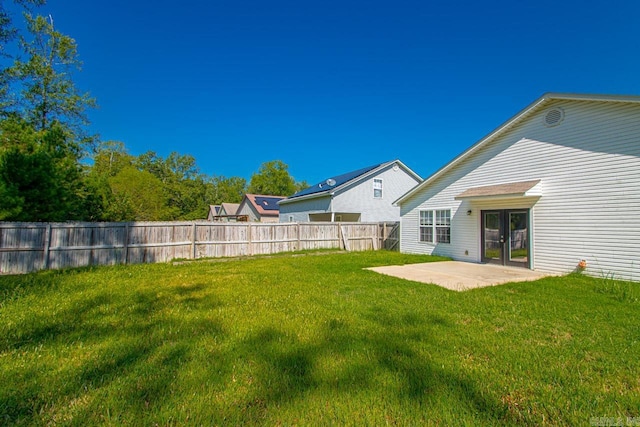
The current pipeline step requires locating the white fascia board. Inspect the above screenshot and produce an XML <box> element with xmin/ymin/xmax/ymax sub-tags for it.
<box><xmin>332</xmin><ymin>160</ymin><xmax>421</xmax><ymax>195</ymax></box>
<box><xmin>395</xmin><ymin>92</ymin><xmax>640</xmax><ymax>206</ymax></box>
<box><xmin>543</xmin><ymin>92</ymin><xmax>640</xmax><ymax>104</ymax></box>
<box><xmin>394</xmin><ymin>94</ymin><xmax>553</xmax><ymax>206</ymax></box>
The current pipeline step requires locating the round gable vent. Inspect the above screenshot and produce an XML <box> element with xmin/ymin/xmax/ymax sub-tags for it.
<box><xmin>543</xmin><ymin>108</ymin><xmax>564</xmax><ymax>127</ymax></box>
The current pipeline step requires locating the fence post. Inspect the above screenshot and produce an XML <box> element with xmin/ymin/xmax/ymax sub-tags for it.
<box><xmin>123</xmin><ymin>223</ymin><xmax>130</xmax><ymax>264</ymax></box>
<box><xmin>297</xmin><ymin>223</ymin><xmax>301</xmax><ymax>251</ymax></box>
<box><xmin>247</xmin><ymin>222</ymin><xmax>252</xmax><ymax>256</ymax></box>
<box><xmin>191</xmin><ymin>222</ymin><xmax>197</xmax><ymax>259</ymax></box>
<box><xmin>270</xmin><ymin>224</ymin><xmax>274</xmax><ymax>255</ymax></box>
<box><xmin>43</xmin><ymin>223</ymin><xmax>52</xmax><ymax>269</ymax></box>
<box><xmin>383</xmin><ymin>222</ymin><xmax>387</xmax><ymax>249</ymax></box>
<box><xmin>372</xmin><ymin>224</ymin><xmax>378</xmax><ymax>250</ymax></box>
<box><xmin>339</xmin><ymin>224</ymin><xmax>350</xmax><ymax>251</ymax></box>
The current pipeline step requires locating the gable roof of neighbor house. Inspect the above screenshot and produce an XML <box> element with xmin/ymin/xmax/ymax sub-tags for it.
<box><xmin>395</xmin><ymin>92</ymin><xmax>640</xmax><ymax>206</ymax></box>
<box><xmin>210</xmin><ymin>205</ymin><xmax>221</xmax><ymax>215</ymax></box>
<box><xmin>220</xmin><ymin>202</ymin><xmax>240</xmax><ymax>216</ymax></box>
<box><xmin>280</xmin><ymin>160</ymin><xmax>422</xmax><ymax>205</ymax></box>
<box><xmin>243</xmin><ymin>194</ymin><xmax>286</xmax><ymax>216</ymax></box>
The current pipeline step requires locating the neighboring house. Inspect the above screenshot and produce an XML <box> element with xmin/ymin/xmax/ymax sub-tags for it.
<box><xmin>237</xmin><ymin>194</ymin><xmax>286</xmax><ymax>223</ymax></box>
<box><xmin>395</xmin><ymin>93</ymin><xmax>640</xmax><ymax>281</ymax></box>
<box><xmin>278</xmin><ymin>160</ymin><xmax>422</xmax><ymax>223</ymax></box>
<box><xmin>209</xmin><ymin>202</ymin><xmax>244</xmax><ymax>222</ymax></box>
<box><xmin>206</xmin><ymin>205</ymin><xmax>221</xmax><ymax>221</ymax></box>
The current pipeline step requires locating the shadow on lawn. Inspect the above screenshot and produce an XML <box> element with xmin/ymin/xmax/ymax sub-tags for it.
<box><xmin>2</xmin><ymin>273</ymin><xmax>509</xmax><ymax>424</ymax></box>
<box><xmin>227</xmin><ymin>308</ymin><xmax>505</xmax><ymax>424</ymax></box>
<box><xmin>0</xmin><ymin>281</ymin><xmax>226</xmax><ymax>424</ymax></box>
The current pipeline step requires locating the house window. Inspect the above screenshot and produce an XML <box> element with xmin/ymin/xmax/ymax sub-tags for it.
<box><xmin>435</xmin><ymin>209</ymin><xmax>451</xmax><ymax>243</ymax></box>
<box><xmin>419</xmin><ymin>209</ymin><xmax>451</xmax><ymax>243</ymax></box>
<box><xmin>419</xmin><ymin>210</ymin><xmax>433</xmax><ymax>242</ymax></box>
<box><xmin>373</xmin><ymin>179</ymin><xmax>383</xmax><ymax>198</ymax></box>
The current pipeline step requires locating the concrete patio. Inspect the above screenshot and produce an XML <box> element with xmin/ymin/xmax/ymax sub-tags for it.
<box><xmin>366</xmin><ymin>261</ymin><xmax>553</xmax><ymax>291</ymax></box>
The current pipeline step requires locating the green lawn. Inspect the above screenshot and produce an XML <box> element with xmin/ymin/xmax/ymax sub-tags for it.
<box><xmin>0</xmin><ymin>251</ymin><xmax>638</xmax><ymax>426</ymax></box>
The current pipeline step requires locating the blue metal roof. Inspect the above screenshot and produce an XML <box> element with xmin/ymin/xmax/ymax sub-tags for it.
<box><xmin>288</xmin><ymin>163</ymin><xmax>384</xmax><ymax>199</ymax></box>
<box><xmin>254</xmin><ymin>196</ymin><xmax>284</xmax><ymax>211</ymax></box>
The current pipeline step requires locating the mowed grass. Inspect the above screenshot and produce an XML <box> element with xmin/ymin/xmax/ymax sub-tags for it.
<box><xmin>0</xmin><ymin>251</ymin><xmax>638</xmax><ymax>426</ymax></box>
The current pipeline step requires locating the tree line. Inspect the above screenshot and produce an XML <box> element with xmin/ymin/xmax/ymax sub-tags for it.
<box><xmin>0</xmin><ymin>1</ymin><xmax>306</xmax><ymax>222</ymax></box>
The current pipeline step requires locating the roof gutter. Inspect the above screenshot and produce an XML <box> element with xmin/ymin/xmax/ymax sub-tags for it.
<box><xmin>278</xmin><ymin>191</ymin><xmax>332</xmax><ymax>205</ymax></box>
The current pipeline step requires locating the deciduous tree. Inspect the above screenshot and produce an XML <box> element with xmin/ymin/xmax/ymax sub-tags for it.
<box><xmin>10</xmin><ymin>13</ymin><xmax>95</xmax><ymax>140</ymax></box>
<box><xmin>209</xmin><ymin>175</ymin><xmax>246</xmax><ymax>204</ymax></box>
<box><xmin>248</xmin><ymin>160</ymin><xmax>299</xmax><ymax>196</ymax></box>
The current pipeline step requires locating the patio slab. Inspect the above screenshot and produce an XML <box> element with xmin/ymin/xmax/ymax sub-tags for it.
<box><xmin>366</xmin><ymin>261</ymin><xmax>553</xmax><ymax>291</ymax></box>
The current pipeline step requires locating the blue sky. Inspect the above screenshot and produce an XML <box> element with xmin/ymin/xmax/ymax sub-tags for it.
<box><xmin>16</xmin><ymin>0</ymin><xmax>640</xmax><ymax>184</ymax></box>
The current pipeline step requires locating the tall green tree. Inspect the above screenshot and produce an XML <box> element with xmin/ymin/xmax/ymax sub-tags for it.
<box><xmin>0</xmin><ymin>0</ymin><xmax>45</xmax><ymax>112</ymax></box>
<box><xmin>108</xmin><ymin>166</ymin><xmax>172</xmax><ymax>221</ymax></box>
<box><xmin>90</xmin><ymin>141</ymin><xmax>134</xmax><ymax>177</ymax></box>
<box><xmin>136</xmin><ymin>151</ymin><xmax>211</xmax><ymax>220</ymax></box>
<box><xmin>10</xmin><ymin>13</ymin><xmax>95</xmax><ymax>140</ymax></box>
<box><xmin>248</xmin><ymin>160</ymin><xmax>301</xmax><ymax>196</ymax></box>
<box><xmin>0</xmin><ymin>1</ymin><xmax>45</xmax><ymax>53</ymax></box>
<box><xmin>0</xmin><ymin>115</ymin><xmax>88</xmax><ymax>221</ymax></box>
<box><xmin>83</xmin><ymin>141</ymin><xmax>134</xmax><ymax>221</ymax></box>
<box><xmin>0</xmin><ymin>7</ymin><xmax>97</xmax><ymax>221</ymax></box>
<box><xmin>209</xmin><ymin>175</ymin><xmax>246</xmax><ymax>204</ymax></box>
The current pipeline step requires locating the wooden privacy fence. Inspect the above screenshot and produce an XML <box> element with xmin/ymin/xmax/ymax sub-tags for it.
<box><xmin>0</xmin><ymin>221</ymin><xmax>400</xmax><ymax>274</ymax></box>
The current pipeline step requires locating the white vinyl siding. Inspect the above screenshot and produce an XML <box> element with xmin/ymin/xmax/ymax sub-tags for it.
<box><xmin>281</xmin><ymin>162</ymin><xmax>421</xmax><ymax>223</ymax></box>
<box><xmin>332</xmin><ymin>164</ymin><xmax>420</xmax><ymax>222</ymax></box>
<box><xmin>278</xmin><ymin>196</ymin><xmax>331</xmax><ymax>222</ymax></box>
<box><xmin>400</xmin><ymin>98</ymin><xmax>640</xmax><ymax>281</ymax></box>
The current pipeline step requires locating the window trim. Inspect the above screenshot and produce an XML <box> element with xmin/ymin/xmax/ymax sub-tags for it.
<box><xmin>418</xmin><ymin>208</ymin><xmax>451</xmax><ymax>244</ymax></box>
<box><xmin>373</xmin><ymin>178</ymin><xmax>383</xmax><ymax>199</ymax></box>
<box><xmin>419</xmin><ymin>210</ymin><xmax>433</xmax><ymax>243</ymax></box>
<box><xmin>435</xmin><ymin>209</ymin><xmax>451</xmax><ymax>244</ymax></box>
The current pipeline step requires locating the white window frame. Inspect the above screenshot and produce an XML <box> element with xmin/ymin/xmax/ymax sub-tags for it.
<box><xmin>418</xmin><ymin>209</ymin><xmax>451</xmax><ymax>244</ymax></box>
<box><xmin>435</xmin><ymin>209</ymin><xmax>451</xmax><ymax>243</ymax></box>
<box><xmin>419</xmin><ymin>210</ymin><xmax>433</xmax><ymax>243</ymax></box>
<box><xmin>373</xmin><ymin>178</ymin><xmax>383</xmax><ymax>199</ymax></box>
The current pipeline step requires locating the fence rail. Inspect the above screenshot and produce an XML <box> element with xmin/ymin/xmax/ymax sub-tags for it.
<box><xmin>0</xmin><ymin>221</ymin><xmax>399</xmax><ymax>274</ymax></box>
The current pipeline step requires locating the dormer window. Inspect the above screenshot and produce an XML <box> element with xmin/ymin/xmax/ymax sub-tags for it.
<box><xmin>373</xmin><ymin>179</ymin><xmax>383</xmax><ymax>198</ymax></box>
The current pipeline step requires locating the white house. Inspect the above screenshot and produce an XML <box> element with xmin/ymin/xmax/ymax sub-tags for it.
<box><xmin>237</xmin><ymin>194</ymin><xmax>285</xmax><ymax>223</ymax></box>
<box><xmin>395</xmin><ymin>93</ymin><xmax>640</xmax><ymax>281</ymax></box>
<box><xmin>279</xmin><ymin>160</ymin><xmax>422</xmax><ymax>223</ymax></box>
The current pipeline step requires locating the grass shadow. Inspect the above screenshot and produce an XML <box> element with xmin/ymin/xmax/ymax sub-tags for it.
<box><xmin>227</xmin><ymin>306</ymin><xmax>506</xmax><ymax>424</ymax></box>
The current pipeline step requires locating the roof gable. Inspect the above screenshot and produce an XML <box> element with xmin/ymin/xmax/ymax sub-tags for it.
<box><xmin>289</xmin><ymin>163</ymin><xmax>383</xmax><ymax>199</ymax></box>
<box><xmin>281</xmin><ymin>160</ymin><xmax>421</xmax><ymax>204</ymax></box>
<box><xmin>220</xmin><ymin>202</ymin><xmax>240</xmax><ymax>216</ymax></box>
<box><xmin>395</xmin><ymin>92</ymin><xmax>640</xmax><ymax>205</ymax></box>
<box><xmin>244</xmin><ymin>194</ymin><xmax>286</xmax><ymax>216</ymax></box>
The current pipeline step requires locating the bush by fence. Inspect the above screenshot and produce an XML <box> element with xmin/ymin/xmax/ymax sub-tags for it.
<box><xmin>0</xmin><ymin>221</ymin><xmax>399</xmax><ymax>274</ymax></box>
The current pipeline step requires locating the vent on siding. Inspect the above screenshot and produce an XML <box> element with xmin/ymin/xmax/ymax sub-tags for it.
<box><xmin>543</xmin><ymin>108</ymin><xmax>564</xmax><ymax>127</ymax></box>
